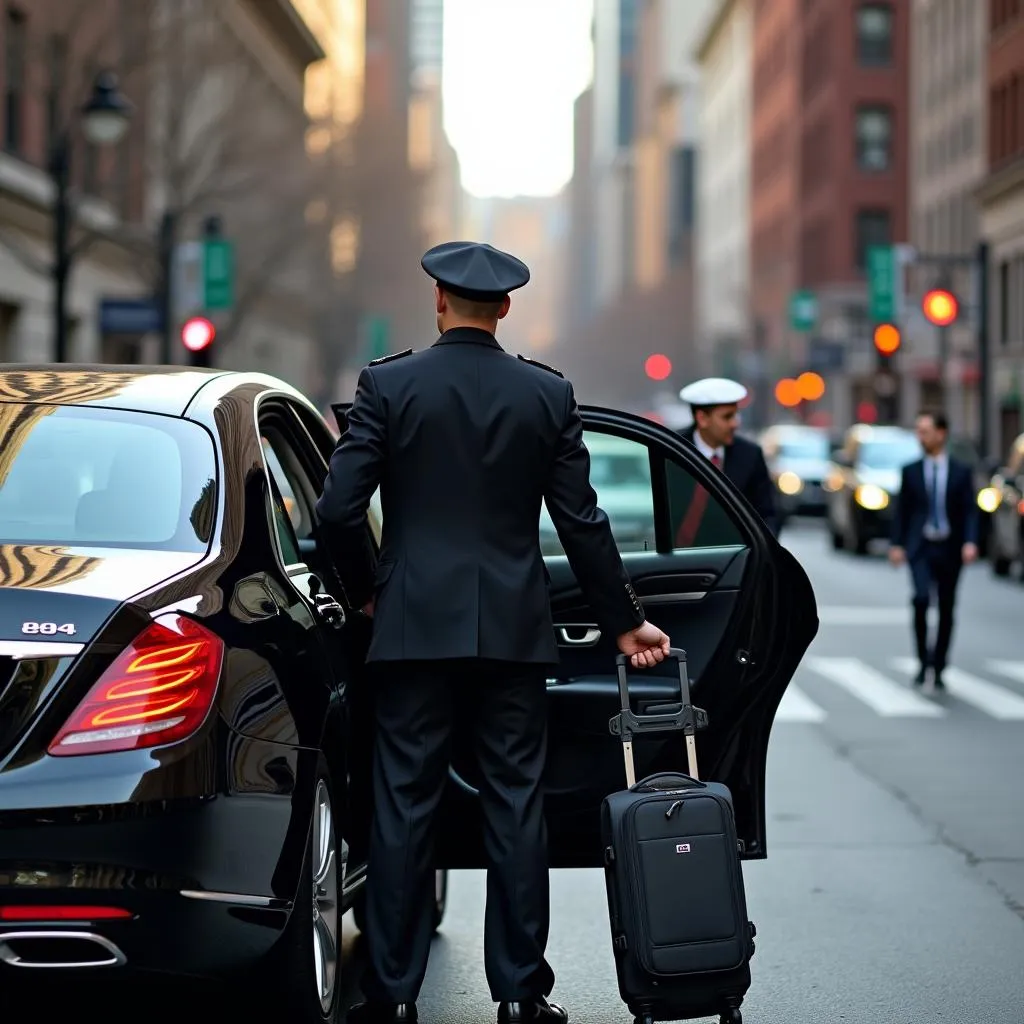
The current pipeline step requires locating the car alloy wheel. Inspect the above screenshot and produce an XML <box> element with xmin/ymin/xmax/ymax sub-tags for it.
<box><xmin>311</xmin><ymin>779</ymin><xmax>339</xmax><ymax>1013</ymax></box>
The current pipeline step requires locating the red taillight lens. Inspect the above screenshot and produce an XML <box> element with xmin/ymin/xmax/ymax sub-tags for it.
<box><xmin>48</xmin><ymin>614</ymin><xmax>224</xmax><ymax>757</ymax></box>
<box><xmin>0</xmin><ymin>906</ymin><xmax>132</xmax><ymax>921</ymax></box>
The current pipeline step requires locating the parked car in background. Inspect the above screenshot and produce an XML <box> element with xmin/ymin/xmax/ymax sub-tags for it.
<box><xmin>825</xmin><ymin>425</ymin><xmax>921</xmax><ymax>554</ymax></box>
<box><xmin>759</xmin><ymin>424</ymin><xmax>832</xmax><ymax>521</ymax></box>
<box><xmin>979</xmin><ymin>432</ymin><xmax>1024</xmax><ymax>579</ymax></box>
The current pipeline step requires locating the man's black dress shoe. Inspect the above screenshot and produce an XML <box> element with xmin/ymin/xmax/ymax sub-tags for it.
<box><xmin>913</xmin><ymin>664</ymin><xmax>927</xmax><ymax>686</ymax></box>
<box><xmin>346</xmin><ymin>1002</ymin><xmax>417</xmax><ymax>1022</ymax></box>
<box><xmin>497</xmin><ymin>996</ymin><xmax>569</xmax><ymax>1023</ymax></box>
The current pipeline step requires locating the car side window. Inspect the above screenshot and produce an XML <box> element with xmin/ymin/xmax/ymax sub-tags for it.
<box><xmin>541</xmin><ymin>431</ymin><xmax>656</xmax><ymax>556</ymax></box>
<box><xmin>665</xmin><ymin>459</ymin><xmax>746</xmax><ymax>549</ymax></box>
<box><xmin>260</xmin><ymin>430</ymin><xmax>314</xmax><ymax>566</ymax></box>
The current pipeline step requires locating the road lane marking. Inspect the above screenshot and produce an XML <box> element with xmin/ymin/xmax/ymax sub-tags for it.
<box><xmin>987</xmin><ymin>660</ymin><xmax>1024</xmax><ymax>688</ymax></box>
<box><xmin>776</xmin><ymin>685</ymin><xmax>827</xmax><ymax>723</ymax></box>
<box><xmin>816</xmin><ymin>606</ymin><xmax>911</xmax><ymax>626</ymax></box>
<box><xmin>805</xmin><ymin>657</ymin><xmax>946</xmax><ymax>717</ymax></box>
<box><xmin>891</xmin><ymin>658</ymin><xmax>1024</xmax><ymax>720</ymax></box>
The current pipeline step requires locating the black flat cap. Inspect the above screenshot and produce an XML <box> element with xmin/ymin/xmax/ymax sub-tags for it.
<box><xmin>421</xmin><ymin>241</ymin><xmax>530</xmax><ymax>302</ymax></box>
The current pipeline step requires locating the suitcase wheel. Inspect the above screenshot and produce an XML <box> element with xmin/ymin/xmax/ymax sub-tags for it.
<box><xmin>631</xmin><ymin>1015</ymin><xmax>654</xmax><ymax>1024</ymax></box>
<box><xmin>719</xmin><ymin>1008</ymin><xmax>743</xmax><ymax>1024</ymax></box>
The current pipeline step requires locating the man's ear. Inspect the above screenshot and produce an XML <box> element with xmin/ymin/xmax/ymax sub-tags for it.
<box><xmin>434</xmin><ymin>285</ymin><xmax>446</xmax><ymax>315</ymax></box>
<box><xmin>497</xmin><ymin>295</ymin><xmax>511</xmax><ymax>320</ymax></box>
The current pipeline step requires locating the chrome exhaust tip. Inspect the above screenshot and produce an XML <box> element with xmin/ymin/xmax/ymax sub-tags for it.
<box><xmin>0</xmin><ymin>931</ymin><xmax>126</xmax><ymax>968</ymax></box>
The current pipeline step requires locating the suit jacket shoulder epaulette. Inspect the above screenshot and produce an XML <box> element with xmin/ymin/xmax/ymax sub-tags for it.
<box><xmin>368</xmin><ymin>348</ymin><xmax>414</xmax><ymax>367</ymax></box>
<box><xmin>516</xmin><ymin>353</ymin><xmax>564</xmax><ymax>378</ymax></box>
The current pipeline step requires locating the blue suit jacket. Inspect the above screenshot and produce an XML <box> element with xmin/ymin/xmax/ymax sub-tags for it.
<box><xmin>891</xmin><ymin>456</ymin><xmax>979</xmax><ymax>561</ymax></box>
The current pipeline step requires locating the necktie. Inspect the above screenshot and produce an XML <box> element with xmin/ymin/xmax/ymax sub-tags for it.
<box><xmin>675</xmin><ymin>453</ymin><xmax>721</xmax><ymax>547</ymax></box>
<box><xmin>928</xmin><ymin>461</ymin><xmax>940</xmax><ymax>530</ymax></box>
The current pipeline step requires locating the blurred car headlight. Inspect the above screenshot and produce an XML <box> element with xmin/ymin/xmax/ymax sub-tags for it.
<box><xmin>854</xmin><ymin>484</ymin><xmax>889</xmax><ymax>511</ymax></box>
<box><xmin>823</xmin><ymin>471</ymin><xmax>844</xmax><ymax>493</ymax></box>
<box><xmin>777</xmin><ymin>471</ymin><xmax>804</xmax><ymax>496</ymax></box>
<box><xmin>977</xmin><ymin>487</ymin><xmax>1001</xmax><ymax>513</ymax></box>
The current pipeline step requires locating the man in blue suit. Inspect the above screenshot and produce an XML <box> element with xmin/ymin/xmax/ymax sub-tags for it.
<box><xmin>889</xmin><ymin>410</ymin><xmax>979</xmax><ymax>688</ymax></box>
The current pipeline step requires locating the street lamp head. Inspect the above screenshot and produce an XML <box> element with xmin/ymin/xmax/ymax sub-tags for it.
<box><xmin>81</xmin><ymin>71</ymin><xmax>133</xmax><ymax>146</ymax></box>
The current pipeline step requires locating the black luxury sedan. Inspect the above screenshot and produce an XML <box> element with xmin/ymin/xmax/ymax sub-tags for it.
<box><xmin>0</xmin><ymin>366</ymin><xmax>818</xmax><ymax>1021</ymax></box>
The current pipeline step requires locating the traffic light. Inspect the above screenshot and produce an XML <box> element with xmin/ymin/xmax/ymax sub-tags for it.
<box><xmin>644</xmin><ymin>353</ymin><xmax>672</xmax><ymax>381</ymax></box>
<box><xmin>922</xmin><ymin>288</ymin><xmax>958</xmax><ymax>327</ymax></box>
<box><xmin>873</xmin><ymin>323</ymin><xmax>901</xmax><ymax>355</ymax></box>
<box><xmin>181</xmin><ymin>316</ymin><xmax>216</xmax><ymax>368</ymax></box>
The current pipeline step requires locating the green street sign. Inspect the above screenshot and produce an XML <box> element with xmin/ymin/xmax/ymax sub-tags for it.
<box><xmin>867</xmin><ymin>245</ymin><xmax>895</xmax><ymax>322</ymax></box>
<box><xmin>366</xmin><ymin>315</ymin><xmax>389</xmax><ymax>360</ymax></box>
<box><xmin>789</xmin><ymin>289</ymin><xmax>818</xmax><ymax>332</ymax></box>
<box><xmin>203</xmin><ymin>239</ymin><xmax>235</xmax><ymax>311</ymax></box>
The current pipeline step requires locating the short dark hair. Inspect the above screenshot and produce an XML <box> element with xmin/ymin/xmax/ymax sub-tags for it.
<box><xmin>917</xmin><ymin>409</ymin><xmax>949</xmax><ymax>432</ymax></box>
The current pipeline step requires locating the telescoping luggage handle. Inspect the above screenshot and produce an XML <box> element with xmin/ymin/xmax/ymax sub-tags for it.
<box><xmin>610</xmin><ymin>648</ymin><xmax>707</xmax><ymax>788</ymax></box>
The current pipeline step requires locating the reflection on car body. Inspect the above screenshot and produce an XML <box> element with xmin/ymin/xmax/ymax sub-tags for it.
<box><xmin>1</xmin><ymin>369</ymin><xmax>818</xmax><ymax>1020</ymax></box>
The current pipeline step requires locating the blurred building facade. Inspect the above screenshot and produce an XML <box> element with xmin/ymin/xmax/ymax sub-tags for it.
<box><xmin>696</xmin><ymin>0</ymin><xmax>753</xmax><ymax>381</ymax></box>
<box><xmin>905</xmin><ymin>0</ymin><xmax>988</xmax><ymax>439</ymax></box>
<box><xmin>0</xmin><ymin>0</ymin><xmax>151</xmax><ymax>364</ymax></box>
<box><xmin>464</xmin><ymin>195</ymin><xmax>565</xmax><ymax>357</ymax></box>
<box><xmin>559</xmin><ymin>0</ymin><xmax>716</xmax><ymax>407</ymax></box>
<box><xmin>978</xmin><ymin>0</ymin><xmax>1024</xmax><ymax>455</ymax></box>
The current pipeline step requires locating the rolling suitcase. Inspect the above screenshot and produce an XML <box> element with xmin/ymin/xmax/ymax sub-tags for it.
<box><xmin>600</xmin><ymin>649</ymin><xmax>756</xmax><ymax>1024</ymax></box>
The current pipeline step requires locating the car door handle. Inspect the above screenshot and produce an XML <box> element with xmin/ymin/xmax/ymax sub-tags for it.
<box><xmin>313</xmin><ymin>592</ymin><xmax>346</xmax><ymax>627</ymax></box>
<box><xmin>555</xmin><ymin>625</ymin><xmax>601</xmax><ymax>647</ymax></box>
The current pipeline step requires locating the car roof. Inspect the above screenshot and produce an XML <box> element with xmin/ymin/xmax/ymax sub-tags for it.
<box><xmin>0</xmin><ymin>364</ymin><xmax>303</xmax><ymax>417</ymax></box>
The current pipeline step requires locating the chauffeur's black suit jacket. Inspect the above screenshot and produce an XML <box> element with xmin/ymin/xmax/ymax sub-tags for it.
<box><xmin>316</xmin><ymin>326</ymin><xmax>645</xmax><ymax>664</ymax></box>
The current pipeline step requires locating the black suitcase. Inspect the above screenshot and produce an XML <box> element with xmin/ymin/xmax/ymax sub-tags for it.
<box><xmin>600</xmin><ymin>649</ymin><xmax>756</xmax><ymax>1024</ymax></box>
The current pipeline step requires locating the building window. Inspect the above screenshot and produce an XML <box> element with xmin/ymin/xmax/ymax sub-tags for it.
<box><xmin>856</xmin><ymin>4</ymin><xmax>893</xmax><ymax>66</ymax></box>
<box><xmin>4</xmin><ymin>6</ymin><xmax>27</xmax><ymax>154</ymax></box>
<box><xmin>855</xmin><ymin>105</ymin><xmax>892</xmax><ymax>170</ymax></box>
<box><xmin>854</xmin><ymin>208</ymin><xmax>891</xmax><ymax>270</ymax></box>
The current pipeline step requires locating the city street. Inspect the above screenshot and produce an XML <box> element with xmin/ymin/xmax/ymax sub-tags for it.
<box><xmin>337</xmin><ymin>521</ymin><xmax>1024</xmax><ymax>1023</ymax></box>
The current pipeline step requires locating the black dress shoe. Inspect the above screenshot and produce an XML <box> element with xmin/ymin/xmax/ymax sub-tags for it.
<box><xmin>913</xmin><ymin>664</ymin><xmax>927</xmax><ymax>686</ymax></box>
<box><xmin>347</xmin><ymin>1002</ymin><xmax>417</xmax><ymax>1023</ymax></box>
<box><xmin>497</xmin><ymin>996</ymin><xmax>569</xmax><ymax>1023</ymax></box>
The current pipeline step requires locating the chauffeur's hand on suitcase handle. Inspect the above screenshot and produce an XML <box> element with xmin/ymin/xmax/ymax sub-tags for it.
<box><xmin>616</xmin><ymin>621</ymin><xmax>671</xmax><ymax>669</ymax></box>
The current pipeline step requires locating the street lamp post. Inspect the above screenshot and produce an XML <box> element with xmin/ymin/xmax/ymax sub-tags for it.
<box><xmin>49</xmin><ymin>71</ymin><xmax>133</xmax><ymax>363</ymax></box>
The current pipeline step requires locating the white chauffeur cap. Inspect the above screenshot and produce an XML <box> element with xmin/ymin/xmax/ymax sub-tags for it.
<box><xmin>679</xmin><ymin>377</ymin><xmax>748</xmax><ymax>407</ymax></box>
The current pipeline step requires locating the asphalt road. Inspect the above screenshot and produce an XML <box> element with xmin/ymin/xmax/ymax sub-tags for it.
<box><xmin>338</xmin><ymin>520</ymin><xmax>1024</xmax><ymax>1023</ymax></box>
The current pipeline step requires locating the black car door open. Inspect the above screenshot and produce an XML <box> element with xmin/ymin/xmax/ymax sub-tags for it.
<box><xmin>434</xmin><ymin>407</ymin><xmax>818</xmax><ymax>870</ymax></box>
<box><xmin>326</xmin><ymin>402</ymin><xmax>818</xmax><ymax>867</ymax></box>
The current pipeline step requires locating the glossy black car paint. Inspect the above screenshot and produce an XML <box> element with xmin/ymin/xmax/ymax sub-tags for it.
<box><xmin>0</xmin><ymin>367</ymin><xmax>361</xmax><ymax>984</ymax></box>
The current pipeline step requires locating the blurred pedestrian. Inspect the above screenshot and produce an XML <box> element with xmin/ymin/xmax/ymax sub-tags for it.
<box><xmin>888</xmin><ymin>409</ymin><xmax>979</xmax><ymax>688</ymax></box>
<box><xmin>678</xmin><ymin>378</ymin><xmax>779</xmax><ymax>537</ymax></box>
<box><xmin>316</xmin><ymin>240</ymin><xmax>671</xmax><ymax>1024</ymax></box>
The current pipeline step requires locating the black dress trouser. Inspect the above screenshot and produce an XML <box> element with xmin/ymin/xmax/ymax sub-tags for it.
<box><xmin>360</xmin><ymin>658</ymin><xmax>556</xmax><ymax>1005</ymax></box>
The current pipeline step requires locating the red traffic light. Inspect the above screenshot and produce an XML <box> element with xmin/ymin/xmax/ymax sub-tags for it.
<box><xmin>181</xmin><ymin>317</ymin><xmax>216</xmax><ymax>352</ymax></box>
<box><xmin>873</xmin><ymin>323</ymin><xmax>901</xmax><ymax>355</ymax></box>
<box><xmin>644</xmin><ymin>353</ymin><xmax>672</xmax><ymax>381</ymax></box>
<box><xmin>921</xmin><ymin>289</ymin><xmax>958</xmax><ymax>327</ymax></box>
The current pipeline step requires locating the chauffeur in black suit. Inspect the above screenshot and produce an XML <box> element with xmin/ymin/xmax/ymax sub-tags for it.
<box><xmin>889</xmin><ymin>409</ymin><xmax>979</xmax><ymax>688</ymax></box>
<box><xmin>677</xmin><ymin>378</ymin><xmax>779</xmax><ymax>538</ymax></box>
<box><xmin>317</xmin><ymin>241</ymin><xmax>671</xmax><ymax>1024</ymax></box>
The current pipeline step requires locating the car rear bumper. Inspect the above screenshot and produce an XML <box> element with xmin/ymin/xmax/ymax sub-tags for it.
<box><xmin>0</xmin><ymin>732</ymin><xmax>310</xmax><ymax>981</ymax></box>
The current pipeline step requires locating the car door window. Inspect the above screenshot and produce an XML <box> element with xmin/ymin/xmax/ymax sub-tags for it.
<box><xmin>665</xmin><ymin>459</ymin><xmax>746</xmax><ymax>549</ymax></box>
<box><xmin>260</xmin><ymin>430</ymin><xmax>314</xmax><ymax>567</ymax></box>
<box><xmin>541</xmin><ymin>431</ymin><xmax>656</xmax><ymax>556</ymax></box>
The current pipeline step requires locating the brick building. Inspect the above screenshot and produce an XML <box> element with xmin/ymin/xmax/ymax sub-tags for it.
<box><xmin>978</xmin><ymin>0</ymin><xmax>1024</xmax><ymax>455</ymax></box>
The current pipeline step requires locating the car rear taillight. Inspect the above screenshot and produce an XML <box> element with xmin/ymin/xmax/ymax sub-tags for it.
<box><xmin>47</xmin><ymin>614</ymin><xmax>223</xmax><ymax>757</ymax></box>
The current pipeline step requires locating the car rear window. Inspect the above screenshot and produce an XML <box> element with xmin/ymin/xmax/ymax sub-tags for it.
<box><xmin>0</xmin><ymin>404</ymin><xmax>216</xmax><ymax>552</ymax></box>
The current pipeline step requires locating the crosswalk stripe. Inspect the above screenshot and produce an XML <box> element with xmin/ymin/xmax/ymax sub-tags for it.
<box><xmin>804</xmin><ymin>657</ymin><xmax>946</xmax><ymax>717</ymax></box>
<box><xmin>817</xmin><ymin>606</ymin><xmax>910</xmax><ymax>626</ymax></box>
<box><xmin>987</xmin><ymin>661</ymin><xmax>1024</xmax><ymax>688</ymax></box>
<box><xmin>776</xmin><ymin>685</ymin><xmax>827</xmax><ymax>723</ymax></box>
<box><xmin>891</xmin><ymin>658</ymin><xmax>1024</xmax><ymax>720</ymax></box>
